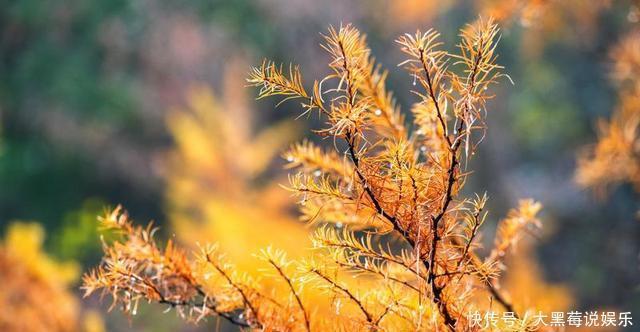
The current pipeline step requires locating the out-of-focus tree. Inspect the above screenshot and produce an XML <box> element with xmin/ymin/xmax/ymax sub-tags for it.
<box><xmin>0</xmin><ymin>0</ymin><xmax>276</xmax><ymax>238</ymax></box>
<box><xmin>163</xmin><ymin>61</ymin><xmax>309</xmax><ymax>273</ymax></box>
<box><xmin>371</xmin><ymin>0</ymin><xmax>454</xmax><ymax>29</ymax></box>
<box><xmin>0</xmin><ymin>222</ymin><xmax>104</xmax><ymax>332</ymax></box>
<box><xmin>577</xmin><ymin>29</ymin><xmax>640</xmax><ymax>195</ymax></box>
<box><xmin>477</xmin><ymin>0</ymin><xmax>612</xmax><ymax>52</ymax></box>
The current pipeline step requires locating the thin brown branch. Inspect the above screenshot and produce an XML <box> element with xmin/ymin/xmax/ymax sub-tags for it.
<box><xmin>205</xmin><ymin>254</ymin><xmax>259</xmax><ymax>323</ymax></box>
<box><xmin>374</xmin><ymin>305</ymin><xmax>392</xmax><ymax>326</ymax></box>
<box><xmin>128</xmin><ymin>272</ymin><xmax>253</xmax><ymax>328</ymax></box>
<box><xmin>158</xmin><ymin>298</ymin><xmax>251</xmax><ymax>328</ymax></box>
<box><xmin>456</xmin><ymin>208</ymin><xmax>483</xmax><ymax>271</ymax></box>
<box><xmin>311</xmin><ymin>269</ymin><xmax>373</xmax><ymax>323</ymax></box>
<box><xmin>268</xmin><ymin>259</ymin><xmax>310</xmax><ymax>332</ymax></box>
<box><xmin>422</xmin><ymin>34</ymin><xmax>489</xmax><ymax>331</ymax></box>
<box><xmin>335</xmin><ymin>261</ymin><xmax>423</xmax><ymax>295</ymax></box>
<box><xmin>418</xmin><ymin>48</ymin><xmax>451</xmax><ymax>147</ymax></box>
<box><xmin>451</xmin><ymin>237</ymin><xmax>518</xmax><ymax>316</ymax></box>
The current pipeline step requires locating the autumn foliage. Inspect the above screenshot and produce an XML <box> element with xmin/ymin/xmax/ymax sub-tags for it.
<box><xmin>84</xmin><ymin>18</ymin><xmax>566</xmax><ymax>331</ymax></box>
<box><xmin>0</xmin><ymin>223</ymin><xmax>102</xmax><ymax>332</ymax></box>
<box><xmin>164</xmin><ymin>82</ymin><xmax>310</xmax><ymax>273</ymax></box>
<box><xmin>577</xmin><ymin>29</ymin><xmax>640</xmax><ymax>195</ymax></box>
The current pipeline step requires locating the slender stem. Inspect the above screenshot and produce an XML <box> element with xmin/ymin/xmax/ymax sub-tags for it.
<box><xmin>375</xmin><ymin>306</ymin><xmax>392</xmax><ymax>326</ymax></box>
<box><xmin>311</xmin><ymin>269</ymin><xmax>374</xmax><ymax>323</ymax></box>
<box><xmin>456</xmin><ymin>209</ymin><xmax>483</xmax><ymax>271</ymax></box>
<box><xmin>422</xmin><ymin>34</ymin><xmax>493</xmax><ymax>330</ymax></box>
<box><xmin>128</xmin><ymin>272</ymin><xmax>253</xmax><ymax>328</ymax></box>
<box><xmin>205</xmin><ymin>254</ymin><xmax>259</xmax><ymax>322</ymax></box>
<box><xmin>321</xmin><ymin>240</ymin><xmax>427</xmax><ymax>279</ymax></box>
<box><xmin>418</xmin><ymin>48</ymin><xmax>450</xmax><ymax>147</ymax></box>
<box><xmin>337</xmin><ymin>35</ymin><xmax>456</xmax><ymax>329</ymax></box>
<box><xmin>424</xmin><ymin>119</ymin><xmax>463</xmax><ymax>330</ymax></box>
<box><xmin>451</xmin><ymin>237</ymin><xmax>518</xmax><ymax>316</ymax></box>
<box><xmin>335</xmin><ymin>261</ymin><xmax>423</xmax><ymax>295</ymax></box>
<box><xmin>158</xmin><ymin>298</ymin><xmax>251</xmax><ymax>328</ymax></box>
<box><xmin>345</xmin><ymin>133</ymin><xmax>411</xmax><ymax>242</ymax></box>
<box><xmin>269</xmin><ymin>259</ymin><xmax>311</xmax><ymax>332</ymax></box>
<box><xmin>487</xmin><ymin>280</ymin><xmax>516</xmax><ymax>314</ymax></box>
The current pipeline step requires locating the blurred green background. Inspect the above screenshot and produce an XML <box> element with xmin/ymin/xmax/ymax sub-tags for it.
<box><xmin>1</xmin><ymin>0</ymin><xmax>639</xmax><ymax>330</ymax></box>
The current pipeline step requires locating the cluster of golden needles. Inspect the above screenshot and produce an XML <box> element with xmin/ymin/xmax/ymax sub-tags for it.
<box><xmin>163</xmin><ymin>82</ymin><xmax>311</xmax><ymax>274</ymax></box>
<box><xmin>0</xmin><ymin>223</ymin><xmax>100</xmax><ymax>332</ymax></box>
<box><xmin>84</xmin><ymin>17</ymin><xmax>546</xmax><ymax>331</ymax></box>
<box><xmin>577</xmin><ymin>29</ymin><xmax>640</xmax><ymax>195</ymax></box>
